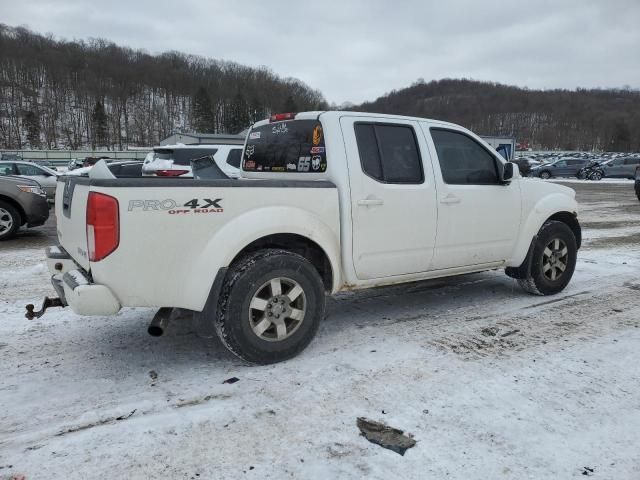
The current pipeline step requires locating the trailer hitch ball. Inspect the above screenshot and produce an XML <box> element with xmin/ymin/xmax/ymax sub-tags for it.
<box><xmin>25</xmin><ymin>297</ymin><xmax>64</xmax><ymax>320</ymax></box>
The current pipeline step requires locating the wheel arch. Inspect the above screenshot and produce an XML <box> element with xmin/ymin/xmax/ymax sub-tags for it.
<box><xmin>0</xmin><ymin>195</ymin><xmax>25</xmax><ymax>226</ymax></box>
<box><xmin>185</xmin><ymin>206</ymin><xmax>341</xmax><ymax>312</ymax></box>
<box><xmin>508</xmin><ymin>193</ymin><xmax>580</xmax><ymax>268</ymax></box>
<box><xmin>229</xmin><ymin>233</ymin><xmax>335</xmax><ymax>292</ymax></box>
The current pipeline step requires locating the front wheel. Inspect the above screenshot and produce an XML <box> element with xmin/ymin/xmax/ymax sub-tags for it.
<box><xmin>590</xmin><ymin>171</ymin><xmax>602</xmax><ymax>181</ymax></box>
<box><xmin>215</xmin><ymin>249</ymin><xmax>326</xmax><ymax>364</ymax></box>
<box><xmin>517</xmin><ymin>221</ymin><xmax>578</xmax><ymax>295</ymax></box>
<box><xmin>539</xmin><ymin>171</ymin><xmax>552</xmax><ymax>180</ymax></box>
<box><xmin>0</xmin><ymin>201</ymin><xmax>21</xmax><ymax>241</ymax></box>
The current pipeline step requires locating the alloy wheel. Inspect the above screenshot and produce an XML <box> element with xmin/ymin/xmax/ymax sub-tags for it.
<box><xmin>542</xmin><ymin>238</ymin><xmax>568</xmax><ymax>281</ymax></box>
<box><xmin>0</xmin><ymin>207</ymin><xmax>14</xmax><ymax>235</ymax></box>
<box><xmin>248</xmin><ymin>277</ymin><xmax>306</xmax><ymax>342</ymax></box>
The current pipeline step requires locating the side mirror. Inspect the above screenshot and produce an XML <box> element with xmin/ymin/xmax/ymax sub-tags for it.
<box><xmin>501</xmin><ymin>162</ymin><xmax>514</xmax><ymax>183</ymax></box>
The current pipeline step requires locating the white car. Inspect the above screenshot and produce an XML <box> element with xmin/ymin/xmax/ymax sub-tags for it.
<box><xmin>142</xmin><ymin>144</ymin><xmax>244</xmax><ymax>178</ymax></box>
<box><xmin>38</xmin><ymin>111</ymin><xmax>581</xmax><ymax>364</ymax></box>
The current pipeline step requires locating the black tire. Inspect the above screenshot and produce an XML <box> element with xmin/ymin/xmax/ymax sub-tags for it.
<box><xmin>539</xmin><ymin>171</ymin><xmax>552</xmax><ymax>179</ymax></box>
<box><xmin>0</xmin><ymin>201</ymin><xmax>21</xmax><ymax>241</ymax></box>
<box><xmin>215</xmin><ymin>249</ymin><xmax>325</xmax><ymax>364</ymax></box>
<box><xmin>517</xmin><ymin>221</ymin><xmax>577</xmax><ymax>296</ymax></box>
<box><xmin>590</xmin><ymin>171</ymin><xmax>602</xmax><ymax>181</ymax></box>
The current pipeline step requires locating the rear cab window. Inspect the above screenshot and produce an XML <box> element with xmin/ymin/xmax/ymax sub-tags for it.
<box><xmin>243</xmin><ymin>120</ymin><xmax>327</xmax><ymax>173</ymax></box>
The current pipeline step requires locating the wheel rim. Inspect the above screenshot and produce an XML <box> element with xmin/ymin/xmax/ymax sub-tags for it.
<box><xmin>593</xmin><ymin>172</ymin><xmax>602</xmax><ymax>180</ymax></box>
<box><xmin>542</xmin><ymin>238</ymin><xmax>569</xmax><ymax>281</ymax></box>
<box><xmin>248</xmin><ymin>277</ymin><xmax>306</xmax><ymax>342</ymax></box>
<box><xmin>541</xmin><ymin>172</ymin><xmax>550</xmax><ymax>179</ymax></box>
<box><xmin>0</xmin><ymin>207</ymin><xmax>13</xmax><ymax>234</ymax></box>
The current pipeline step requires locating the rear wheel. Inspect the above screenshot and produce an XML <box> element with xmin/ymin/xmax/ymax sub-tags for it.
<box><xmin>517</xmin><ymin>221</ymin><xmax>577</xmax><ymax>295</ymax></box>
<box><xmin>0</xmin><ymin>201</ymin><xmax>21</xmax><ymax>241</ymax></box>
<box><xmin>215</xmin><ymin>249</ymin><xmax>325</xmax><ymax>364</ymax></box>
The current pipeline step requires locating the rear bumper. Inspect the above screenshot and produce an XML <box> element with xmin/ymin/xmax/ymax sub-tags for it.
<box><xmin>46</xmin><ymin>246</ymin><xmax>121</xmax><ymax>316</ymax></box>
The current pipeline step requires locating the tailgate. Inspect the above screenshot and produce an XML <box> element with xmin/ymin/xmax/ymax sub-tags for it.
<box><xmin>55</xmin><ymin>176</ymin><xmax>91</xmax><ymax>271</ymax></box>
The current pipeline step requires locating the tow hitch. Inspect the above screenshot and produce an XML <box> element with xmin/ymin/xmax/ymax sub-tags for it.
<box><xmin>25</xmin><ymin>297</ymin><xmax>65</xmax><ymax>320</ymax></box>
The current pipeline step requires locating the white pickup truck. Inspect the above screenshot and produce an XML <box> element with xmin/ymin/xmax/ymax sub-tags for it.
<box><xmin>33</xmin><ymin>111</ymin><xmax>581</xmax><ymax>364</ymax></box>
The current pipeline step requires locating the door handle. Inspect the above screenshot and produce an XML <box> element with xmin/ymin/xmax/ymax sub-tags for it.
<box><xmin>358</xmin><ymin>198</ymin><xmax>384</xmax><ymax>207</ymax></box>
<box><xmin>440</xmin><ymin>195</ymin><xmax>461</xmax><ymax>205</ymax></box>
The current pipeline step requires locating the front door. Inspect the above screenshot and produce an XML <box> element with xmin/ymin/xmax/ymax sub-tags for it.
<box><xmin>340</xmin><ymin>116</ymin><xmax>438</xmax><ymax>280</ymax></box>
<box><xmin>425</xmin><ymin>125</ymin><xmax>521</xmax><ymax>270</ymax></box>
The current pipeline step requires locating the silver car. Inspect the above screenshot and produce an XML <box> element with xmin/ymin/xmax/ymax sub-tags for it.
<box><xmin>0</xmin><ymin>175</ymin><xmax>49</xmax><ymax>240</ymax></box>
<box><xmin>602</xmin><ymin>157</ymin><xmax>640</xmax><ymax>179</ymax></box>
<box><xmin>0</xmin><ymin>160</ymin><xmax>59</xmax><ymax>201</ymax></box>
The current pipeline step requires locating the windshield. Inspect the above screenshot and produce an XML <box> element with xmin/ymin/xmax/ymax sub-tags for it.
<box><xmin>243</xmin><ymin>119</ymin><xmax>327</xmax><ymax>173</ymax></box>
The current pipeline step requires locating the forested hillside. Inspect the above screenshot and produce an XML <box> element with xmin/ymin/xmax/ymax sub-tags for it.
<box><xmin>0</xmin><ymin>25</ymin><xmax>326</xmax><ymax>149</ymax></box>
<box><xmin>358</xmin><ymin>79</ymin><xmax>640</xmax><ymax>151</ymax></box>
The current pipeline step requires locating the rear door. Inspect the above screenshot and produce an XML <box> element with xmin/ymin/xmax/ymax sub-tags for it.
<box><xmin>425</xmin><ymin>126</ymin><xmax>521</xmax><ymax>269</ymax></box>
<box><xmin>623</xmin><ymin>158</ymin><xmax>640</xmax><ymax>178</ymax></box>
<box><xmin>605</xmin><ymin>158</ymin><xmax>625</xmax><ymax>177</ymax></box>
<box><xmin>340</xmin><ymin>116</ymin><xmax>438</xmax><ymax>279</ymax></box>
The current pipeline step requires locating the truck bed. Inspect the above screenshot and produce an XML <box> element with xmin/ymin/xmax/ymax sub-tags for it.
<box><xmin>55</xmin><ymin>176</ymin><xmax>340</xmax><ymax>312</ymax></box>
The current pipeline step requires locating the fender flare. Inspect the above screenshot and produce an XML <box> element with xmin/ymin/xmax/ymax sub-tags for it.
<box><xmin>508</xmin><ymin>193</ymin><xmax>579</xmax><ymax>268</ymax></box>
<box><xmin>184</xmin><ymin>206</ymin><xmax>341</xmax><ymax>311</ymax></box>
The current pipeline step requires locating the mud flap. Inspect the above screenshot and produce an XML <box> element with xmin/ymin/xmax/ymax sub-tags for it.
<box><xmin>505</xmin><ymin>235</ymin><xmax>537</xmax><ymax>280</ymax></box>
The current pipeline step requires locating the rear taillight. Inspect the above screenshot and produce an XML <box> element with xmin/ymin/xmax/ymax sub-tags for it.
<box><xmin>155</xmin><ymin>169</ymin><xmax>189</xmax><ymax>177</ymax></box>
<box><xmin>269</xmin><ymin>112</ymin><xmax>296</xmax><ymax>122</ymax></box>
<box><xmin>86</xmin><ymin>192</ymin><xmax>119</xmax><ymax>262</ymax></box>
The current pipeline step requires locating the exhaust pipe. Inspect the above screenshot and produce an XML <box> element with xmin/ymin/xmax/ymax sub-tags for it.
<box><xmin>148</xmin><ymin>307</ymin><xmax>173</xmax><ymax>337</ymax></box>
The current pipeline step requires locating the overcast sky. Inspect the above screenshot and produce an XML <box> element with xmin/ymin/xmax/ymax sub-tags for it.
<box><xmin>2</xmin><ymin>0</ymin><xmax>639</xmax><ymax>104</ymax></box>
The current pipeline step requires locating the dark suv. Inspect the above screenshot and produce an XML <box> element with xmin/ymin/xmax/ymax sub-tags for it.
<box><xmin>0</xmin><ymin>175</ymin><xmax>50</xmax><ymax>240</ymax></box>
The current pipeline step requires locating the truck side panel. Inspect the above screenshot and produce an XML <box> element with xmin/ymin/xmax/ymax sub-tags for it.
<box><xmin>83</xmin><ymin>181</ymin><xmax>339</xmax><ymax>311</ymax></box>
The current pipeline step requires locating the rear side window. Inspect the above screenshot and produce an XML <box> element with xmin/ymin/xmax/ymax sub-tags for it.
<box><xmin>431</xmin><ymin>129</ymin><xmax>499</xmax><ymax>185</ymax></box>
<box><xmin>16</xmin><ymin>163</ymin><xmax>45</xmax><ymax>176</ymax></box>
<box><xmin>354</xmin><ymin>123</ymin><xmax>423</xmax><ymax>184</ymax></box>
<box><xmin>226</xmin><ymin>149</ymin><xmax>242</xmax><ymax>168</ymax></box>
<box><xmin>243</xmin><ymin>120</ymin><xmax>327</xmax><ymax>173</ymax></box>
<box><xmin>0</xmin><ymin>162</ymin><xmax>15</xmax><ymax>175</ymax></box>
<box><xmin>624</xmin><ymin>158</ymin><xmax>640</xmax><ymax>165</ymax></box>
<box><xmin>119</xmin><ymin>164</ymin><xmax>143</xmax><ymax>177</ymax></box>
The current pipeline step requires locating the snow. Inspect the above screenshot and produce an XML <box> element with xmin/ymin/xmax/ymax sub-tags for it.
<box><xmin>548</xmin><ymin>178</ymin><xmax>635</xmax><ymax>185</ymax></box>
<box><xmin>1</xmin><ymin>185</ymin><xmax>640</xmax><ymax>479</ymax></box>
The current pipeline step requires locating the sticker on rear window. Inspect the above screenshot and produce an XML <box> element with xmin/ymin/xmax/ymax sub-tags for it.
<box><xmin>312</xmin><ymin>125</ymin><xmax>323</xmax><ymax>146</ymax></box>
<box><xmin>249</xmin><ymin>131</ymin><xmax>261</xmax><ymax>140</ymax></box>
<box><xmin>272</xmin><ymin>123</ymin><xmax>289</xmax><ymax>135</ymax></box>
<box><xmin>310</xmin><ymin>146</ymin><xmax>325</xmax><ymax>154</ymax></box>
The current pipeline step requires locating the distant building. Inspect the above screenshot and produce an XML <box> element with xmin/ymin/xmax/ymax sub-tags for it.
<box><xmin>160</xmin><ymin>132</ymin><xmax>245</xmax><ymax>146</ymax></box>
<box><xmin>481</xmin><ymin>136</ymin><xmax>516</xmax><ymax>161</ymax></box>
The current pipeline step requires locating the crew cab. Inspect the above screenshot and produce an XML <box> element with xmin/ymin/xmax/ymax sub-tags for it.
<box><xmin>35</xmin><ymin>111</ymin><xmax>581</xmax><ymax>364</ymax></box>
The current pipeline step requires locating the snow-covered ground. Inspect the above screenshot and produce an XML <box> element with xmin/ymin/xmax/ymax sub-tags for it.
<box><xmin>1</xmin><ymin>183</ymin><xmax>639</xmax><ymax>479</ymax></box>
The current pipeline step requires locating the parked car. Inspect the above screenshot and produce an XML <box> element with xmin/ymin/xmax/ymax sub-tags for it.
<box><xmin>577</xmin><ymin>160</ymin><xmax>605</xmax><ymax>181</ymax></box>
<box><xmin>602</xmin><ymin>156</ymin><xmax>640</xmax><ymax>179</ymax></box>
<box><xmin>0</xmin><ymin>160</ymin><xmax>59</xmax><ymax>201</ymax></box>
<box><xmin>142</xmin><ymin>144</ymin><xmax>243</xmax><ymax>178</ymax></box>
<box><xmin>31</xmin><ymin>159</ymin><xmax>59</xmax><ymax>171</ymax></box>
<box><xmin>65</xmin><ymin>161</ymin><xmax>144</xmax><ymax>178</ymax></box>
<box><xmin>530</xmin><ymin>158</ymin><xmax>588</xmax><ymax>179</ymax></box>
<box><xmin>68</xmin><ymin>158</ymin><xmax>84</xmax><ymax>171</ymax></box>
<box><xmin>0</xmin><ymin>175</ymin><xmax>49</xmax><ymax>240</ymax></box>
<box><xmin>35</xmin><ymin>112</ymin><xmax>582</xmax><ymax>364</ymax></box>
<box><xmin>511</xmin><ymin>158</ymin><xmax>539</xmax><ymax>177</ymax></box>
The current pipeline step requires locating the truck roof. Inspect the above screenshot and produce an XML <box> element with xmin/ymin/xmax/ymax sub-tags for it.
<box><xmin>252</xmin><ymin>110</ymin><xmax>462</xmax><ymax>129</ymax></box>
